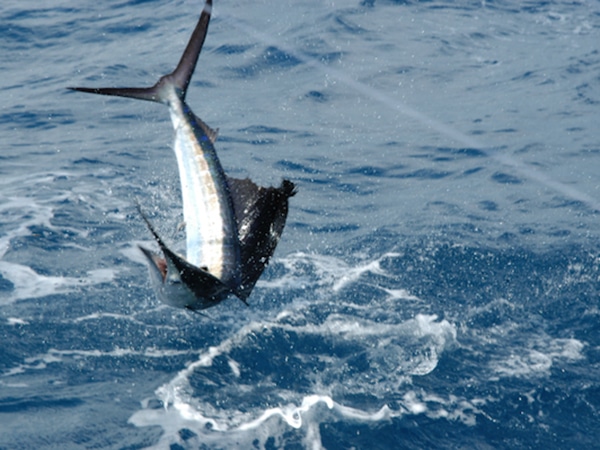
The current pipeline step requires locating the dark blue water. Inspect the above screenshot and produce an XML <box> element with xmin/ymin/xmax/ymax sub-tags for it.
<box><xmin>1</xmin><ymin>0</ymin><xmax>599</xmax><ymax>448</ymax></box>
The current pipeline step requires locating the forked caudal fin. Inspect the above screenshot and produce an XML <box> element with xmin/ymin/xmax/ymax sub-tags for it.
<box><xmin>67</xmin><ymin>0</ymin><xmax>213</xmax><ymax>104</ymax></box>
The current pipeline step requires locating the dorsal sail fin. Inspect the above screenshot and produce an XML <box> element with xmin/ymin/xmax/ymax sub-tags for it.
<box><xmin>227</xmin><ymin>177</ymin><xmax>297</xmax><ymax>299</ymax></box>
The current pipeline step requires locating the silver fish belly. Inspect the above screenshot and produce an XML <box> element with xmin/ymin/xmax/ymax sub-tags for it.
<box><xmin>167</xmin><ymin>92</ymin><xmax>240</xmax><ymax>288</ymax></box>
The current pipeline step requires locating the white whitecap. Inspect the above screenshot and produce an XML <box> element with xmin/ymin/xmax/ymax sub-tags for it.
<box><xmin>0</xmin><ymin>261</ymin><xmax>115</xmax><ymax>305</ymax></box>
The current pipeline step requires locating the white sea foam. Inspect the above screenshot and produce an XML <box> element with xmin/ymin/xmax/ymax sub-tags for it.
<box><xmin>130</xmin><ymin>388</ymin><xmax>487</xmax><ymax>449</ymax></box>
<box><xmin>70</xmin><ymin>311</ymin><xmax>179</xmax><ymax>331</ymax></box>
<box><xmin>259</xmin><ymin>250</ymin><xmax>408</xmax><ymax>298</ymax></box>
<box><xmin>491</xmin><ymin>337</ymin><xmax>585</xmax><ymax>378</ymax></box>
<box><xmin>6</xmin><ymin>317</ymin><xmax>29</xmax><ymax>325</ymax></box>
<box><xmin>0</xmin><ymin>195</ymin><xmax>55</xmax><ymax>260</ymax></box>
<box><xmin>1</xmin><ymin>346</ymin><xmax>199</xmax><ymax>379</ymax></box>
<box><xmin>0</xmin><ymin>261</ymin><xmax>115</xmax><ymax>305</ymax></box>
<box><xmin>0</xmin><ymin>171</ymin><xmax>124</xmax><ymax>304</ymax></box>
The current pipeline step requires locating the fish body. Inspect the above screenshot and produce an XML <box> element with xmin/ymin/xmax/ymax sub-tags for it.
<box><xmin>70</xmin><ymin>0</ymin><xmax>295</xmax><ymax>310</ymax></box>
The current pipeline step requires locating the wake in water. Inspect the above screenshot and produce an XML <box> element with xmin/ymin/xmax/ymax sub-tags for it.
<box><xmin>121</xmin><ymin>240</ymin><xmax>591</xmax><ymax>449</ymax></box>
<box><xmin>129</xmin><ymin>251</ymin><xmax>464</xmax><ymax>449</ymax></box>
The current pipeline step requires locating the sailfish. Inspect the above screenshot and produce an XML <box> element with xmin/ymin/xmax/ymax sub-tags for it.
<box><xmin>69</xmin><ymin>0</ymin><xmax>296</xmax><ymax>311</ymax></box>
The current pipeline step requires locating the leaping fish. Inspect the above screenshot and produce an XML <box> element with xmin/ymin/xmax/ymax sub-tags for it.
<box><xmin>69</xmin><ymin>0</ymin><xmax>296</xmax><ymax>311</ymax></box>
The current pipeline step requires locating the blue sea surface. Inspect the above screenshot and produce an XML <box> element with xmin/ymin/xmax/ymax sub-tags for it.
<box><xmin>1</xmin><ymin>0</ymin><xmax>599</xmax><ymax>448</ymax></box>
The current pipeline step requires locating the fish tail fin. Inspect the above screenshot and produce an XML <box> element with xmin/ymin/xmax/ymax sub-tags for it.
<box><xmin>168</xmin><ymin>0</ymin><xmax>212</xmax><ymax>99</ymax></box>
<box><xmin>68</xmin><ymin>0</ymin><xmax>213</xmax><ymax>104</ymax></box>
<box><xmin>67</xmin><ymin>86</ymin><xmax>166</xmax><ymax>103</ymax></box>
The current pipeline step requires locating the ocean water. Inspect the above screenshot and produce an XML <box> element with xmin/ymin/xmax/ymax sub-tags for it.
<box><xmin>1</xmin><ymin>0</ymin><xmax>599</xmax><ymax>448</ymax></box>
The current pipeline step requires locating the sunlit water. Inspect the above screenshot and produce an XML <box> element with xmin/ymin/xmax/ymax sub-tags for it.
<box><xmin>1</xmin><ymin>1</ymin><xmax>599</xmax><ymax>448</ymax></box>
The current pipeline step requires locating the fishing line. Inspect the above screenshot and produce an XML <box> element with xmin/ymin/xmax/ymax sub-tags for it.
<box><xmin>218</xmin><ymin>11</ymin><xmax>600</xmax><ymax>213</ymax></box>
